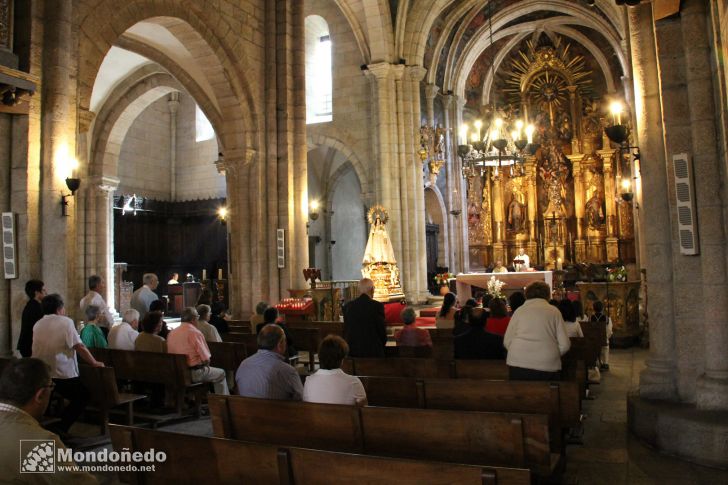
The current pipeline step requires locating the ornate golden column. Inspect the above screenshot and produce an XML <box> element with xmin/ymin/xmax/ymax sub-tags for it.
<box><xmin>524</xmin><ymin>156</ymin><xmax>538</xmax><ymax>263</ymax></box>
<box><xmin>569</xmin><ymin>154</ymin><xmax>586</xmax><ymax>262</ymax></box>
<box><xmin>491</xmin><ymin>171</ymin><xmax>506</xmax><ymax>263</ymax></box>
<box><xmin>599</xmin><ymin>149</ymin><xmax>620</xmax><ymax>261</ymax></box>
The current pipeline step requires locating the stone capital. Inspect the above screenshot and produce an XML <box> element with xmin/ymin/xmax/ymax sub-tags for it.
<box><xmin>78</xmin><ymin>108</ymin><xmax>96</xmax><ymax>134</ymax></box>
<box><xmin>365</xmin><ymin>62</ymin><xmax>394</xmax><ymax>81</ymax></box>
<box><xmin>90</xmin><ymin>175</ymin><xmax>120</xmax><ymax>193</ymax></box>
<box><xmin>405</xmin><ymin>65</ymin><xmax>427</xmax><ymax>82</ymax></box>
<box><xmin>167</xmin><ymin>92</ymin><xmax>180</xmax><ymax>114</ymax></box>
<box><xmin>442</xmin><ymin>93</ymin><xmax>456</xmax><ymax>109</ymax></box>
<box><xmin>424</xmin><ymin>83</ymin><xmax>440</xmax><ymax>100</ymax></box>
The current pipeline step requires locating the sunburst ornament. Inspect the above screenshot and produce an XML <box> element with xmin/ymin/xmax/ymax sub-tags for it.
<box><xmin>367</xmin><ymin>205</ymin><xmax>389</xmax><ymax>225</ymax></box>
<box><xmin>503</xmin><ymin>36</ymin><xmax>593</xmax><ymax>111</ymax></box>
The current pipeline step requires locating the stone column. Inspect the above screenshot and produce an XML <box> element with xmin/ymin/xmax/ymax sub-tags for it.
<box><xmin>168</xmin><ymin>93</ymin><xmax>179</xmax><ymax>201</ymax></box>
<box><xmin>442</xmin><ymin>93</ymin><xmax>456</xmax><ymax>270</ymax></box>
<box><xmin>455</xmin><ymin>97</ymin><xmax>470</xmax><ymax>272</ymax></box>
<box><xmin>0</xmin><ymin>114</ymin><xmax>11</xmax><ymax>356</ymax></box>
<box><xmin>406</xmin><ymin>66</ymin><xmax>430</xmax><ymax>302</ymax></box>
<box><xmin>680</xmin><ymin>0</ymin><xmax>728</xmax><ymax>410</ymax></box>
<box><xmin>40</xmin><ymin>0</ymin><xmax>76</xmax><ymax>297</ymax></box>
<box><xmin>424</xmin><ymin>84</ymin><xmax>439</xmax><ymax>127</ymax></box>
<box><xmin>92</xmin><ymin>177</ymin><xmax>119</xmax><ymax>314</ymax></box>
<box><xmin>630</xmin><ymin>2</ymin><xmax>677</xmax><ymax>399</ymax></box>
<box><xmin>601</xmin><ymin>151</ymin><xmax>620</xmax><ymax>261</ymax></box>
<box><xmin>394</xmin><ymin>64</ymin><xmax>412</xmax><ymax>298</ymax></box>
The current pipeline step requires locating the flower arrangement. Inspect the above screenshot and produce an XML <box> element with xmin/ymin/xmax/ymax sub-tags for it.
<box><xmin>607</xmin><ymin>265</ymin><xmax>628</xmax><ymax>282</ymax></box>
<box><xmin>433</xmin><ymin>272</ymin><xmax>454</xmax><ymax>285</ymax></box>
<box><xmin>487</xmin><ymin>276</ymin><xmax>505</xmax><ymax>299</ymax></box>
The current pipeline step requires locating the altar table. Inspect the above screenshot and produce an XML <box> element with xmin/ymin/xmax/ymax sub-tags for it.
<box><xmin>455</xmin><ymin>271</ymin><xmax>553</xmax><ymax>305</ymax></box>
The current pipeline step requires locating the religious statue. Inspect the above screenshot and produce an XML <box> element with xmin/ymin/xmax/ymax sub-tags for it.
<box><xmin>507</xmin><ymin>197</ymin><xmax>525</xmax><ymax>233</ymax></box>
<box><xmin>539</xmin><ymin>143</ymin><xmax>569</xmax><ymax>216</ymax></box>
<box><xmin>361</xmin><ymin>206</ymin><xmax>404</xmax><ymax>301</ymax></box>
<box><xmin>585</xmin><ymin>193</ymin><xmax>605</xmax><ymax>229</ymax></box>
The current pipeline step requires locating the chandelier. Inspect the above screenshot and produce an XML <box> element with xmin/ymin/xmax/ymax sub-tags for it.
<box><xmin>456</xmin><ymin>1</ymin><xmax>537</xmax><ymax>180</ymax></box>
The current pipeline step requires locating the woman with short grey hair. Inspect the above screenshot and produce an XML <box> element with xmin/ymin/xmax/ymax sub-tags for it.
<box><xmin>80</xmin><ymin>305</ymin><xmax>107</xmax><ymax>349</ymax></box>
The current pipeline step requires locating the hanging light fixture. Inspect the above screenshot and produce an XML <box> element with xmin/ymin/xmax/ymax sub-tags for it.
<box><xmin>456</xmin><ymin>2</ymin><xmax>538</xmax><ymax>179</ymax></box>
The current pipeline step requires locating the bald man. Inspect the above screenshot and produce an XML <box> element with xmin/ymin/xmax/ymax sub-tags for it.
<box><xmin>343</xmin><ymin>278</ymin><xmax>386</xmax><ymax>357</ymax></box>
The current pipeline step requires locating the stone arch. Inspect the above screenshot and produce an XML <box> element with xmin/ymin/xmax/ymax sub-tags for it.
<box><xmin>332</xmin><ymin>0</ymin><xmax>371</xmax><ymax>62</ymax></box>
<box><xmin>307</xmin><ymin>133</ymin><xmax>371</xmax><ymax>198</ymax></box>
<box><xmin>92</xmin><ymin>72</ymin><xmax>182</xmax><ymax>179</ymax></box>
<box><xmin>76</xmin><ymin>1</ymin><xmax>259</xmax><ymax>161</ymax></box>
<box><xmin>424</xmin><ymin>184</ymin><xmax>450</xmax><ymax>269</ymax></box>
<box><xmin>360</xmin><ymin>0</ymin><xmax>395</xmax><ymax>62</ymax></box>
<box><xmin>114</xmin><ymin>35</ymin><xmax>223</xmax><ymax>135</ymax></box>
<box><xmin>480</xmin><ymin>24</ymin><xmax>617</xmax><ymax>105</ymax></box>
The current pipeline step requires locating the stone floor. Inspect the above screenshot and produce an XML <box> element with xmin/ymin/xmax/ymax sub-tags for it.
<box><xmin>563</xmin><ymin>348</ymin><xmax>728</xmax><ymax>484</ymax></box>
<box><xmin>76</xmin><ymin>348</ymin><xmax>728</xmax><ymax>484</ymax></box>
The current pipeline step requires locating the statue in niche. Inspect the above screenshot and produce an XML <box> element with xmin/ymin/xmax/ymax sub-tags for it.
<box><xmin>585</xmin><ymin>192</ymin><xmax>605</xmax><ymax>229</ymax></box>
<box><xmin>581</xmin><ymin>99</ymin><xmax>603</xmax><ymax>153</ymax></box>
<box><xmin>505</xmin><ymin>178</ymin><xmax>527</xmax><ymax>233</ymax></box>
<box><xmin>558</xmin><ymin>112</ymin><xmax>572</xmax><ymax>142</ymax></box>
<box><xmin>539</xmin><ymin>143</ymin><xmax>569</xmax><ymax>216</ymax></box>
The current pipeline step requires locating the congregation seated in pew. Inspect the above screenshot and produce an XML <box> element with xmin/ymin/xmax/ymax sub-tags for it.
<box><xmin>80</xmin><ymin>305</ymin><xmax>108</xmax><ymax>349</ymax></box>
<box><xmin>148</xmin><ymin>300</ymin><xmax>171</xmax><ymax>339</ymax></box>
<box><xmin>394</xmin><ymin>307</ymin><xmax>432</xmax><ymax>348</ymax></box>
<box><xmin>134</xmin><ymin>311</ymin><xmax>167</xmax><ymax>353</ymax></box>
<box><xmin>454</xmin><ymin>305</ymin><xmax>506</xmax><ymax>360</ymax></box>
<box><xmin>209</xmin><ymin>301</ymin><xmax>230</xmax><ymax>335</ymax></box>
<box><xmin>303</xmin><ymin>335</ymin><xmax>367</xmax><ymax>406</ymax></box>
<box><xmin>196</xmin><ymin>304</ymin><xmax>222</xmax><ymax>342</ymax></box>
<box><xmin>108</xmin><ymin>308</ymin><xmax>140</xmax><ymax>351</ymax></box>
<box><xmin>168</xmin><ymin>307</ymin><xmax>229</xmax><ymax>395</ymax></box>
<box><xmin>235</xmin><ymin>324</ymin><xmax>302</xmax><ymax>400</ymax></box>
<box><xmin>435</xmin><ymin>292</ymin><xmax>456</xmax><ymax>330</ymax></box>
<box><xmin>255</xmin><ymin>306</ymin><xmax>297</xmax><ymax>359</ymax></box>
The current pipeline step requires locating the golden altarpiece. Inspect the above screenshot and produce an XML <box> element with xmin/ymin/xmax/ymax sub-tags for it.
<box><xmin>465</xmin><ymin>38</ymin><xmax>636</xmax><ymax>271</ymax></box>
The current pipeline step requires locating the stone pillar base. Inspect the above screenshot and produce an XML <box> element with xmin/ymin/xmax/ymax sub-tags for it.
<box><xmin>639</xmin><ymin>357</ymin><xmax>677</xmax><ymax>400</ymax></box>
<box><xmin>628</xmin><ymin>391</ymin><xmax>728</xmax><ymax>468</ymax></box>
<box><xmin>696</xmin><ymin>374</ymin><xmax>728</xmax><ymax>411</ymax></box>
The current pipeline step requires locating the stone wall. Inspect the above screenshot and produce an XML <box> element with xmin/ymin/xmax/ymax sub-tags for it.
<box><xmin>174</xmin><ymin>93</ymin><xmax>224</xmax><ymax>201</ymax></box>
<box><xmin>116</xmin><ymin>93</ymin><xmax>224</xmax><ymax>201</ymax></box>
<box><xmin>331</xmin><ymin>169</ymin><xmax>367</xmax><ymax>281</ymax></box>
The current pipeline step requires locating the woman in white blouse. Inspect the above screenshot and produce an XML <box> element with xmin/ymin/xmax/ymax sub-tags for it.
<box><xmin>303</xmin><ymin>335</ymin><xmax>367</xmax><ymax>405</ymax></box>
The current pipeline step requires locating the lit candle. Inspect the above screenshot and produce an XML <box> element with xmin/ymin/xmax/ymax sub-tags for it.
<box><xmin>511</xmin><ymin>130</ymin><xmax>519</xmax><ymax>142</ymax></box>
<box><xmin>202</xmin><ymin>269</ymin><xmax>206</xmax><ymax>281</ymax></box>
<box><xmin>525</xmin><ymin>124</ymin><xmax>535</xmax><ymax>144</ymax></box>
<box><xmin>459</xmin><ymin>125</ymin><xmax>469</xmax><ymax>145</ymax></box>
<box><xmin>471</xmin><ymin>132</ymin><xmax>479</xmax><ymax>143</ymax></box>
<box><xmin>557</xmin><ymin>258</ymin><xmax>563</xmax><ymax>271</ymax></box>
<box><xmin>474</xmin><ymin>119</ymin><xmax>483</xmax><ymax>141</ymax></box>
<box><xmin>218</xmin><ymin>268</ymin><xmax>223</xmax><ymax>280</ymax></box>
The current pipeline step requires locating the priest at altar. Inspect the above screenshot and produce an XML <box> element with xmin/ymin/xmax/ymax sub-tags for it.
<box><xmin>513</xmin><ymin>248</ymin><xmax>530</xmax><ymax>272</ymax></box>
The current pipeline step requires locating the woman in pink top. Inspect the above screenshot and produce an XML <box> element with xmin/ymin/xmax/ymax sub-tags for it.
<box><xmin>395</xmin><ymin>307</ymin><xmax>432</xmax><ymax>347</ymax></box>
<box><xmin>485</xmin><ymin>298</ymin><xmax>510</xmax><ymax>336</ymax></box>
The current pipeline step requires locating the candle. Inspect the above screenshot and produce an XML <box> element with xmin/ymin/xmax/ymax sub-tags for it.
<box><xmin>557</xmin><ymin>258</ymin><xmax>563</xmax><ymax>271</ymax></box>
<box><xmin>459</xmin><ymin>125</ymin><xmax>468</xmax><ymax>145</ymax></box>
<box><xmin>202</xmin><ymin>269</ymin><xmax>206</xmax><ymax>281</ymax></box>
<box><xmin>218</xmin><ymin>268</ymin><xmax>223</xmax><ymax>280</ymax></box>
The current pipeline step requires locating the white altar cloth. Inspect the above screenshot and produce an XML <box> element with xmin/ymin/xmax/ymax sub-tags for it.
<box><xmin>455</xmin><ymin>271</ymin><xmax>554</xmax><ymax>305</ymax></box>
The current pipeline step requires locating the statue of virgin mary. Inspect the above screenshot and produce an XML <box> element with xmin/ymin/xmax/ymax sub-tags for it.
<box><xmin>361</xmin><ymin>206</ymin><xmax>404</xmax><ymax>301</ymax></box>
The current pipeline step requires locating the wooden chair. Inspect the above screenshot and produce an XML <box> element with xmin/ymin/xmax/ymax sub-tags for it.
<box><xmin>78</xmin><ymin>364</ymin><xmax>146</xmax><ymax>434</ymax></box>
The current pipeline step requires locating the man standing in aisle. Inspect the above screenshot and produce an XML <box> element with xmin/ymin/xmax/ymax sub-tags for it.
<box><xmin>343</xmin><ymin>278</ymin><xmax>386</xmax><ymax>357</ymax></box>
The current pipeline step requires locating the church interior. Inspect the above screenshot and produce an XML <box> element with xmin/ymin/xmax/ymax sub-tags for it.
<box><xmin>2</xmin><ymin>0</ymin><xmax>728</xmax><ymax>482</ymax></box>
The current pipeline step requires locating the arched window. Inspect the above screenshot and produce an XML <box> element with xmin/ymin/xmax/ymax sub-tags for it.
<box><xmin>305</xmin><ymin>15</ymin><xmax>332</xmax><ymax>124</ymax></box>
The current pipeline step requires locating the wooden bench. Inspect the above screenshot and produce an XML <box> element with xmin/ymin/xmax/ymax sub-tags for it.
<box><xmin>90</xmin><ymin>348</ymin><xmax>206</xmax><ymax>418</ymax></box>
<box><xmin>209</xmin><ymin>395</ymin><xmax>556</xmax><ymax>477</ymax></box>
<box><xmin>207</xmin><ymin>341</ymin><xmax>248</xmax><ymax>373</ymax></box>
<box><xmin>384</xmin><ymin>346</ymin><xmax>434</xmax><ymax>358</ymax></box>
<box><xmin>343</xmin><ymin>357</ymin><xmax>451</xmax><ymax>378</ymax></box>
<box><xmin>286</xmin><ymin>327</ymin><xmax>321</xmax><ymax>371</ymax></box>
<box><xmin>78</xmin><ymin>364</ymin><xmax>146</xmax><ymax>434</ymax></box>
<box><xmin>287</xmin><ymin>320</ymin><xmax>344</xmax><ymax>338</ymax></box>
<box><xmin>110</xmin><ymin>424</ymin><xmax>528</xmax><ymax>484</ymax></box>
<box><xmin>359</xmin><ymin>376</ymin><xmax>581</xmax><ymax>429</ymax></box>
<box><xmin>227</xmin><ymin>319</ymin><xmax>252</xmax><ymax>333</ymax></box>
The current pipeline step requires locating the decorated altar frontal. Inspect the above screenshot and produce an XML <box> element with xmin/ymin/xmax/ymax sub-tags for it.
<box><xmin>456</xmin><ymin>271</ymin><xmax>553</xmax><ymax>305</ymax></box>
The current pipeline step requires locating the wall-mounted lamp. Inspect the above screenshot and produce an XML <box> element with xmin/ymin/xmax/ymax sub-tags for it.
<box><xmin>217</xmin><ymin>206</ymin><xmax>228</xmax><ymax>224</ymax></box>
<box><xmin>620</xmin><ymin>178</ymin><xmax>634</xmax><ymax>202</ymax></box>
<box><xmin>61</xmin><ymin>177</ymin><xmax>81</xmax><ymax>217</ymax></box>
<box><xmin>309</xmin><ymin>200</ymin><xmax>320</xmax><ymax>221</ymax></box>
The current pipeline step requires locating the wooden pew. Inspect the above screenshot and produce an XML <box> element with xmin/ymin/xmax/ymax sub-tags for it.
<box><xmin>78</xmin><ymin>365</ymin><xmax>146</xmax><ymax>434</ymax></box>
<box><xmin>90</xmin><ymin>348</ymin><xmax>206</xmax><ymax>418</ymax></box>
<box><xmin>286</xmin><ymin>327</ymin><xmax>321</xmax><ymax>371</ymax></box>
<box><xmin>428</xmin><ymin>328</ymin><xmax>454</xmax><ymax>359</ymax></box>
<box><xmin>384</xmin><ymin>346</ymin><xmax>433</xmax><ymax>358</ymax></box>
<box><xmin>207</xmin><ymin>341</ymin><xmax>248</xmax><ymax>373</ymax></box>
<box><xmin>287</xmin><ymin>320</ymin><xmax>344</xmax><ymax>338</ymax></box>
<box><xmin>221</xmin><ymin>332</ymin><xmax>300</xmax><ymax>367</ymax></box>
<box><xmin>227</xmin><ymin>319</ymin><xmax>252</xmax><ymax>333</ymax></box>
<box><xmin>453</xmin><ymin>360</ymin><xmax>511</xmax><ymax>380</ymax></box>
<box><xmin>343</xmin><ymin>357</ymin><xmax>451</xmax><ymax>378</ymax></box>
<box><xmin>359</xmin><ymin>376</ymin><xmax>581</xmax><ymax>429</ymax></box>
<box><xmin>210</xmin><ymin>395</ymin><xmax>555</xmax><ymax>478</ymax></box>
<box><xmin>110</xmin><ymin>424</ymin><xmax>528</xmax><ymax>485</ymax></box>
